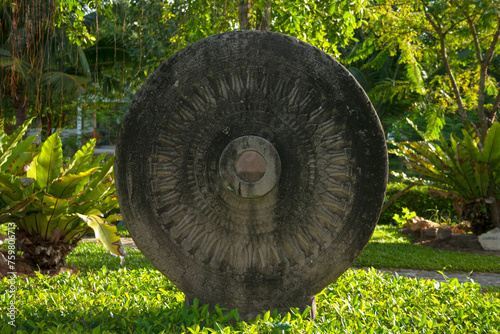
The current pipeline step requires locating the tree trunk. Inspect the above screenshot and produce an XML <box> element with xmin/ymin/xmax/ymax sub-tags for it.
<box><xmin>488</xmin><ymin>187</ymin><xmax>500</xmax><ymax>229</ymax></box>
<box><xmin>239</xmin><ymin>1</ymin><xmax>250</xmax><ymax>30</ymax></box>
<box><xmin>16</xmin><ymin>227</ymin><xmax>79</xmax><ymax>271</ymax></box>
<box><xmin>256</xmin><ymin>0</ymin><xmax>271</xmax><ymax>31</ymax></box>
<box><xmin>13</xmin><ymin>77</ymin><xmax>27</xmax><ymax>129</ymax></box>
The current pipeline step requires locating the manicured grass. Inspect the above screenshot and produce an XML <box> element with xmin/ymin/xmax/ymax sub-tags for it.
<box><xmin>114</xmin><ymin>224</ymin><xmax>500</xmax><ymax>273</ymax></box>
<box><xmin>354</xmin><ymin>225</ymin><xmax>500</xmax><ymax>273</ymax></box>
<box><xmin>116</xmin><ymin>225</ymin><xmax>131</xmax><ymax>238</ymax></box>
<box><xmin>1</xmin><ymin>226</ymin><xmax>499</xmax><ymax>333</ymax></box>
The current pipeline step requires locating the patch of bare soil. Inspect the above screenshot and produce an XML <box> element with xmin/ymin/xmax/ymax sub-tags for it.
<box><xmin>0</xmin><ymin>249</ymin><xmax>79</xmax><ymax>280</ymax></box>
<box><xmin>412</xmin><ymin>237</ymin><xmax>500</xmax><ymax>257</ymax></box>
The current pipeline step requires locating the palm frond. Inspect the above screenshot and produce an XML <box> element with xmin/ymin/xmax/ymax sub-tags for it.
<box><xmin>42</xmin><ymin>72</ymin><xmax>91</xmax><ymax>93</ymax></box>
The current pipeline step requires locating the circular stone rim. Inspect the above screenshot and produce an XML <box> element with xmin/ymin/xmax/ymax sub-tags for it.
<box><xmin>219</xmin><ymin>135</ymin><xmax>281</xmax><ymax>198</ymax></box>
<box><xmin>115</xmin><ymin>30</ymin><xmax>388</xmax><ymax>315</ymax></box>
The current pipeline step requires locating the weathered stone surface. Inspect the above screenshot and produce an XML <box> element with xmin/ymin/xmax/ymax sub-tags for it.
<box><xmin>478</xmin><ymin>228</ymin><xmax>500</xmax><ymax>251</ymax></box>
<box><xmin>115</xmin><ymin>31</ymin><xmax>387</xmax><ymax>318</ymax></box>
<box><xmin>448</xmin><ymin>234</ymin><xmax>482</xmax><ymax>250</ymax></box>
<box><xmin>436</xmin><ymin>228</ymin><xmax>452</xmax><ymax>241</ymax></box>
<box><xmin>421</xmin><ymin>227</ymin><xmax>437</xmax><ymax>238</ymax></box>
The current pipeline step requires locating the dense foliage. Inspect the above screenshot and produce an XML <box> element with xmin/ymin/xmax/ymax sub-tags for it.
<box><xmin>354</xmin><ymin>0</ymin><xmax>500</xmax><ymax>140</ymax></box>
<box><xmin>391</xmin><ymin>121</ymin><xmax>500</xmax><ymax>233</ymax></box>
<box><xmin>380</xmin><ymin>183</ymin><xmax>456</xmax><ymax>225</ymax></box>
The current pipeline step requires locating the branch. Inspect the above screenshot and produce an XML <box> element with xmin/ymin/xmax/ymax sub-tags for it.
<box><xmin>423</xmin><ymin>9</ymin><xmax>469</xmax><ymax>126</ymax></box>
<box><xmin>381</xmin><ymin>183</ymin><xmax>416</xmax><ymax>213</ymax></box>
<box><xmin>484</xmin><ymin>17</ymin><xmax>500</xmax><ymax>69</ymax></box>
<box><xmin>464</xmin><ymin>12</ymin><xmax>483</xmax><ymax>63</ymax></box>
<box><xmin>492</xmin><ymin>90</ymin><xmax>500</xmax><ymax>116</ymax></box>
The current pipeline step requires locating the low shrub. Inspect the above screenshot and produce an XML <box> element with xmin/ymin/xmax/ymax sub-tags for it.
<box><xmin>380</xmin><ymin>182</ymin><xmax>456</xmax><ymax>225</ymax></box>
<box><xmin>0</xmin><ymin>119</ymin><xmax>124</xmax><ymax>271</ymax></box>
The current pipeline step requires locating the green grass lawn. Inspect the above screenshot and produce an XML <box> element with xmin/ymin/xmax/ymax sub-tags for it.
<box><xmin>108</xmin><ymin>224</ymin><xmax>500</xmax><ymax>273</ymax></box>
<box><xmin>1</xmin><ymin>226</ymin><xmax>499</xmax><ymax>333</ymax></box>
<box><xmin>354</xmin><ymin>225</ymin><xmax>500</xmax><ymax>273</ymax></box>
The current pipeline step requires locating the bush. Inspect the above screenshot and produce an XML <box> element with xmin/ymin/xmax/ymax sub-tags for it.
<box><xmin>0</xmin><ymin>119</ymin><xmax>125</xmax><ymax>270</ymax></box>
<box><xmin>390</xmin><ymin>122</ymin><xmax>500</xmax><ymax>233</ymax></box>
<box><xmin>379</xmin><ymin>182</ymin><xmax>456</xmax><ymax>225</ymax></box>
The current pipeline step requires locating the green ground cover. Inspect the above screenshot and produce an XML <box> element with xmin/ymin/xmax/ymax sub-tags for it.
<box><xmin>1</xmin><ymin>226</ymin><xmax>499</xmax><ymax>333</ymax></box>
<box><xmin>354</xmin><ymin>225</ymin><xmax>500</xmax><ymax>273</ymax></box>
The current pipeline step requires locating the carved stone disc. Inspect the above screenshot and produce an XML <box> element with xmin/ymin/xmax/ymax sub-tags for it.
<box><xmin>115</xmin><ymin>31</ymin><xmax>388</xmax><ymax>317</ymax></box>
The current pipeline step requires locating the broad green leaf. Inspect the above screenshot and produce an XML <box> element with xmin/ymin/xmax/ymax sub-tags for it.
<box><xmin>66</xmin><ymin>139</ymin><xmax>96</xmax><ymax>175</ymax></box>
<box><xmin>77</xmin><ymin>213</ymin><xmax>126</xmax><ymax>263</ymax></box>
<box><xmin>473</xmin><ymin>162</ymin><xmax>489</xmax><ymax>198</ymax></box>
<box><xmin>455</xmin><ymin>143</ymin><xmax>480</xmax><ymax>198</ymax></box>
<box><xmin>39</xmin><ymin>195</ymin><xmax>68</xmax><ymax>238</ymax></box>
<box><xmin>0</xmin><ymin>197</ymin><xmax>36</xmax><ymax>223</ymax></box>
<box><xmin>8</xmin><ymin>135</ymin><xmax>38</xmax><ymax>175</ymax></box>
<box><xmin>41</xmin><ymin>194</ymin><xmax>68</xmax><ymax>218</ymax></box>
<box><xmin>74</xmin><ymin>156</ymin><xmax>116</xmax><ymax>213</ymax></box>
<box><xmin>35</xmin><ymin>133</ymin><xmax>63</xmax><ymax>189</ymax></box>
<box><xmin>57</xmin><ymin>214</ymin><xmax>82</xmax><ymax>233</ymax></box>
<box><xmin>26</xmin><ymin>154</ymin><xmax>38</xmax><ymax>180</ymax></box>
<box><xmin>48</xmin><ymin>167</ymin><xmax>99</xmax><ymax>199</ymax></box>
<box><xmin>0</xmin><ymin>172</ymin><xmax>24</xmax><ymax>201</ymax></box>
<box><xmin>20</xmin><ymin>213</ymin><xmax>48</xmax><ymax>236</ymax></box>
<box><xmin>481</xmin><ymin>122</ymin><xmax>500</xmax><ymax>165</ymax></box>
<box><xmin>104</xmin><ymin>213</ymin><xmax>122</xmax><ymax>224</ymax></box>
<box><xmin>439</xmin><ymin>132</ymin><xmax>455</xmax><ymax>163</ymax></box>
<box><xmin>92</xmin><ymin>194</ymin><xmax>119</xmax><ymax>215</ymax></box>
<box><xmin>461</xmin><ymin>130</ymin><xmax>480</xmax><ymax>162</ymax></box>
<box><xmin>0</xmin><ymin>118</ymin><xmax>34</xmax><ymax>171</ymax></box>
<box><xmin>62</xmin><ymin>222</ymin><xmax>91</xmax><ymax>242</ymax></box>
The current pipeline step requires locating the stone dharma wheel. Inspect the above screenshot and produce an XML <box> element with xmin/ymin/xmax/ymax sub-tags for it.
<box><xmin>115</xmin><ymin>31</ymin><xmax>388</xmax><ymax>318</ymax></box>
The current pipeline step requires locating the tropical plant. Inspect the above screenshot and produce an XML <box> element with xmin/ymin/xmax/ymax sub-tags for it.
<box><xmin>392</xmin><ymin>207</ymin><xmax>417</xmax><ymax>228</ymax></box>
<box><xmin>0</xmin><ymin>118</ymin><xmax>125</xmax><ymax>270</ymax></box>
<box><xmin>391</xmin><ymin>121</ymin><xmax>500</xmax><ymax>234</ymax></box>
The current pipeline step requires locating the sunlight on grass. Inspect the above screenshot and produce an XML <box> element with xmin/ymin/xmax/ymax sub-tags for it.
<box><xmin>355</xmin><ymin>225</ymin><xmax>500</xmax><ymax>273</ymax></box>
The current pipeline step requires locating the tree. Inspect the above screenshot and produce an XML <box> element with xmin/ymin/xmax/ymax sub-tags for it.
<box><xmin>0</xmin><ymin>0</ymin><xmax>95</xmax><ymax>134</ymax></box>
<box><xmin>361</xmin><ymin>0</ymin><xmax>499</xmax><ymax>142</ymax></box>
<box><xmin>168</xmin><ymin>0</ymin><xmax>367</xmax><ymax>58</ymax></box>
<box><xmin>361</xmin><ymin>0</ymin><xmax>500</xmax><ymax>231</ymax></box>
<box><xmin>0</xmin><ymin>0</ymin><xmax>56</xmax><ymax>128</ymax></box>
